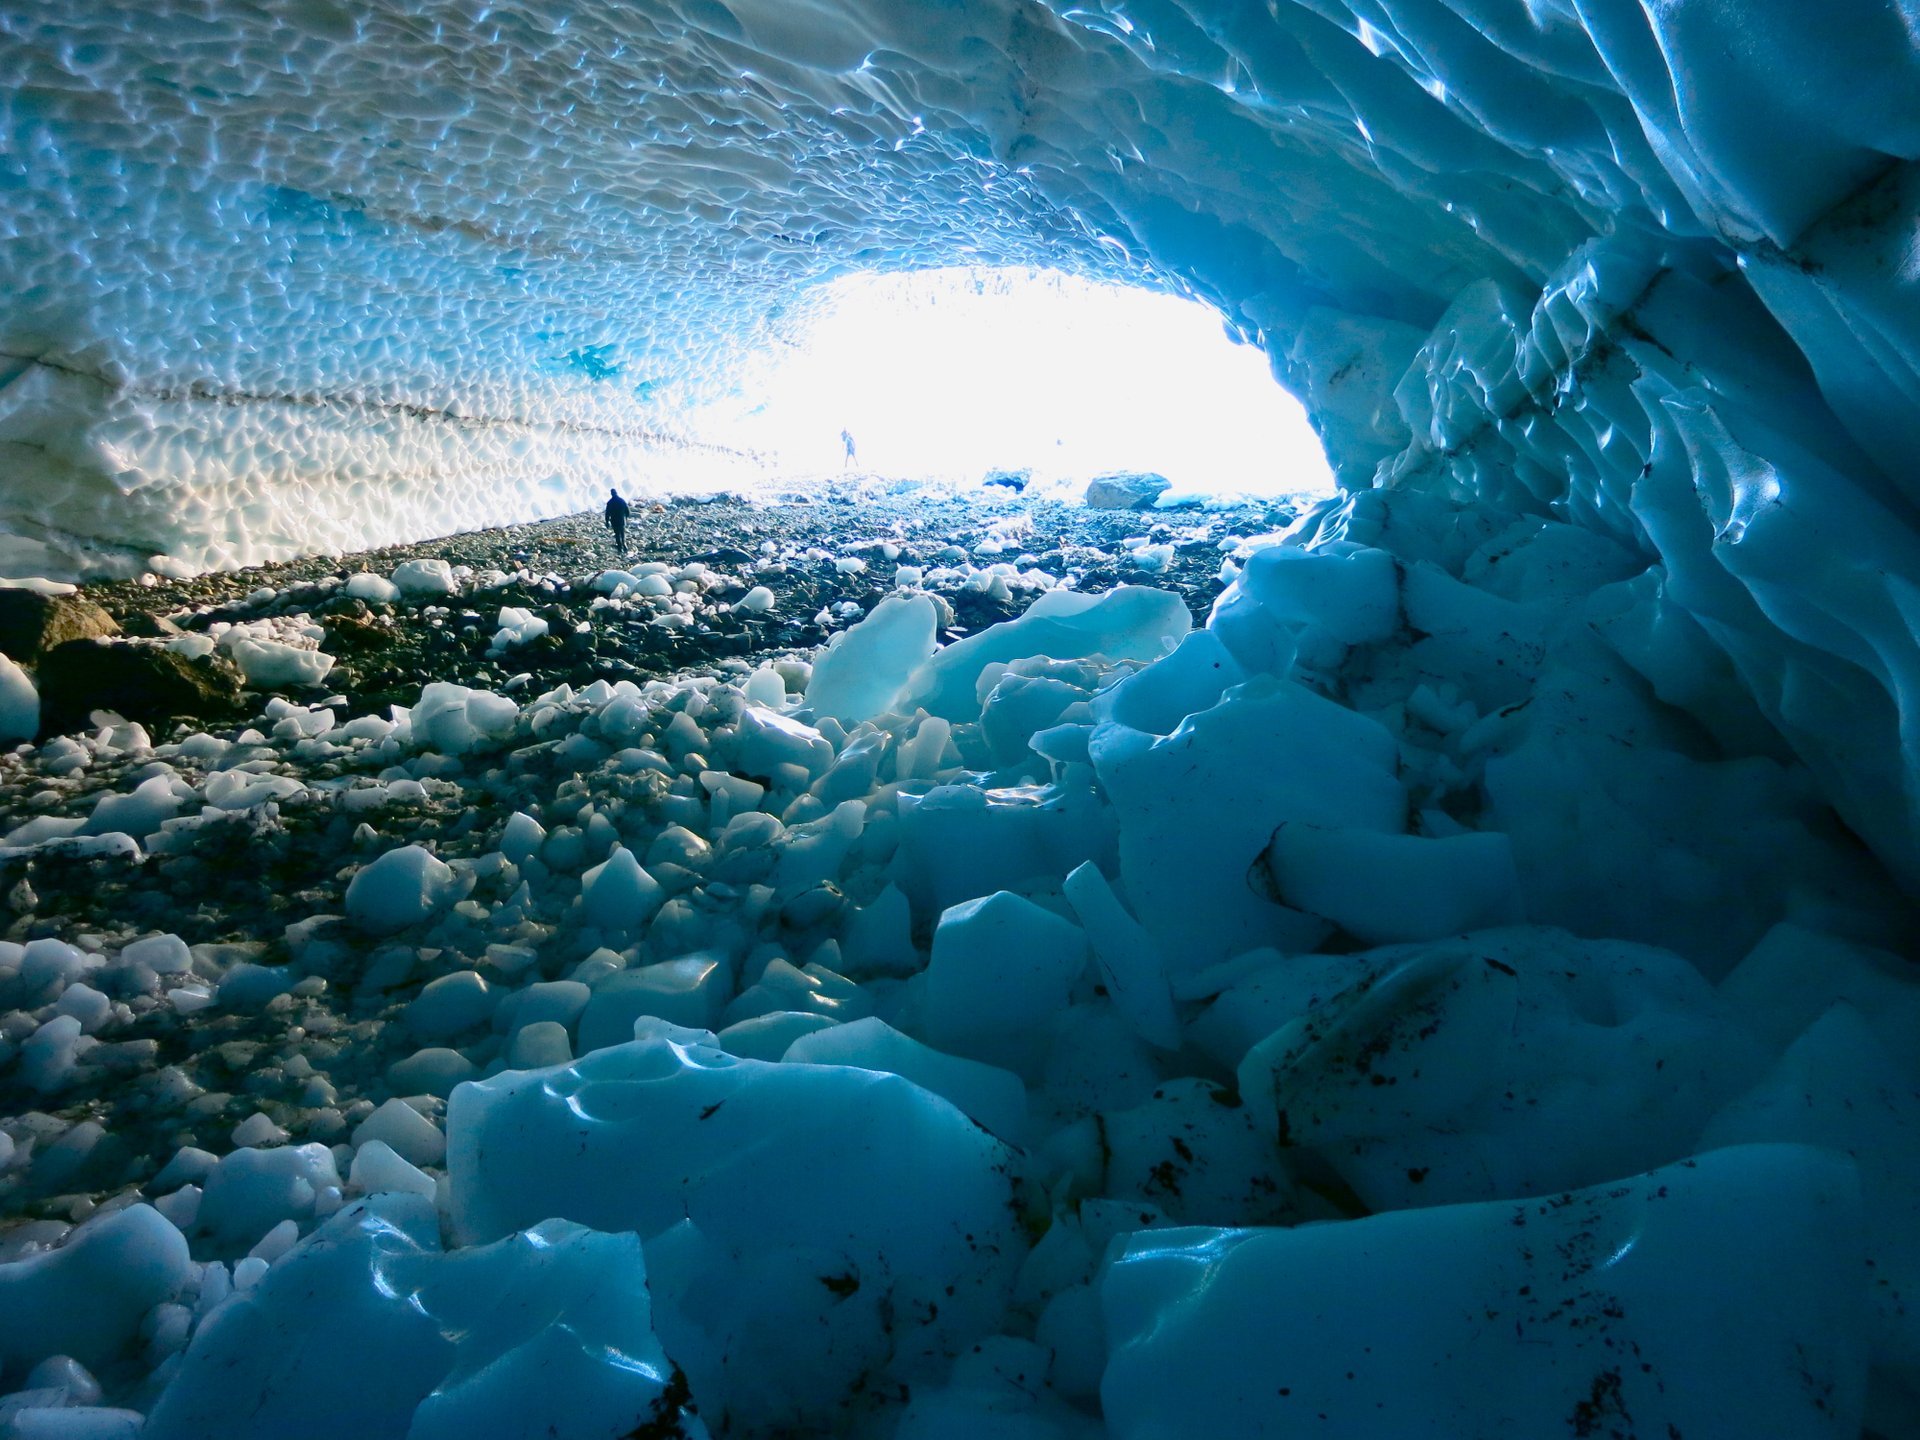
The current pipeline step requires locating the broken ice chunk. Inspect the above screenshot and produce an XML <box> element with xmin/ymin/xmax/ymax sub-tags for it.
<box><xmin>902</xmin><ymin>586</ymin><xmax>1190</xmax><ymax>723</ymax></box>
<box><xmin>490</xmin><ymin>606</ymin><xmax>549</xmax><ymax>650</ymax></box>
<box><xmin>1703</xmin><ymin>1005</ymin><xmax>1920</xmax><ymax>1420</ymax></box>
<box><xmin>805</xmin><ymin>592</ymin><xmax>938</xmax><ymax>724</ymax></box>
<box><xmin>577</xmin><ymin>952</ymin><xmax>731</xmax><ymax>1051</ymax></box>
<box><xmin>1062</xmin><ymin>862</ymin><xmax>1179</xmax><ymax>1049</ymax></box>
<box><xmin>1101</xmin><ymin>1145</ymin><xmax>1867</xmax><ymax>1440</ymax></box>
<box><xmin>1262</xmin><ymin>820</ymin><xmax>1521</xmax><ymax>944</ymax></box>
<box><xmin>445</xmin><ymin>1027</ymin><xmax>1021</xmax><ymax>1433</ymax></box>
<box><xmin>784</xmin><ymin>1016</ymin><xmax>1030</xmax><ymax>1144</ymax></box>
<box><xmin>344</xmin><ymin>572</ymin><xmax>401</xmax><ymax>604</ymax></box>
<box><xmin>1091</xmin><ymin>677</ymin><xmax>1402</xmax><ymax>968</ymax></box>
<box><xmin>0</xmin><ymin>650</ymin><xmax>39</xmax><ymax>742</ymax></box>
<box><xmin>409</xmin><ymin>682</ymin><xmax>518</xmax><ymax>755</ymax></box>
<box><xmin>0</xmin><ymin>1204</ymin><xmax>190</xmax><ymax>1377</ymax></box>
<box><xmin>1232</xmin><ymin>927</ymin><xmax>1767</xmax><ymax>1210</ymax></box>
<box><xmin>345</xmin><ymin>845</ymin><xmax>460</xmax><ymax>934</ymax></box>
<box><xmin>578</xmin><ymin>845</ymin><xmax>664</xmax><ymax>931</ymax></box>
<box><xmin>388</xmin><ymin>558</ymin><xmax>456</xmax><ymax>597</ymax></box>
<box><xmin>925</xmin><ymin>891</ymin><xmax>1088</xmax><ymax>1073</ymax></box>
<box><xmin>145</xmin><ymin>1196</ymin><xmax>705</xmax><ymax>1440</ymax></box>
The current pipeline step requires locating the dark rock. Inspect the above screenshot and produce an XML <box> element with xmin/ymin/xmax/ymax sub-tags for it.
<box><xmin>1084</xmin><ymin>471</ymin><xmax>1171</xmax><ymax>510</ymax></box>
<box><xmin>984</xmin><ymin>468</ymin><xmax>1031</xmax><ymax>492</ymax></box>
<box><xmin>37</xmin><ymin>638</ymin><xmax>248</xmax><ymax>737</ymax></box>
<box><xmin>119</xmin><ymin>612</ymin><xmax>186</xmax><ymax>639</ymax></box>
<box><xmin>0</xmin><ymin>589</ymin><xmax>119</xmax><ymax>663</ymax></box>
<box><xmin>323</xmin><ymin>613</ymin><xmax>396</xmax><ymax>655</ymax></box>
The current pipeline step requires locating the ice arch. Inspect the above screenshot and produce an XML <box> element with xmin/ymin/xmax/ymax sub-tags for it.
<box><xmin>5</xmin><ymin>0</ymin><xmax>1920</xmax><ymax>885</ymax></box>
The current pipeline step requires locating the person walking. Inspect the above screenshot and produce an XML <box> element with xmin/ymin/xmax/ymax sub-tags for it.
<box><xmin>840</xmin><ymin>428</ymin><xmax>857</xmax><ymax>469</ymax></box>
<box><xmin>604</xmin><ymin>488</ymin><xmax>631</xmax><ymax>554</ymax></box>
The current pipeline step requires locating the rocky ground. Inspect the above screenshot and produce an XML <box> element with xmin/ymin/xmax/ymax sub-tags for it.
<box><xmin>87</xmin><ymin>489</ymin><xmax>1292</xmax><ymax>722</ymax></box>
<box><xmin>0</xmin><ymin>486</ymin><xmax>1302</xmax><ymax>1235</ymax></box>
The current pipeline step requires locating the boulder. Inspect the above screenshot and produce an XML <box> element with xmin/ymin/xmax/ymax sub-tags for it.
<box><xmin>118</xmin><ymin>612</ymin><xmax>185</xmax><ymax>639</ymax></box>
<box><xmin>0</xmin><ymin>589</ymin><xmax>118</xmax><ymax>663</ymax></box>
<box><xmin>317</xmin><ymin>610</ymin><xmax>394</xmax><ymax>655</ymax></box>
<box><xmin>36</xmin><ymin>638</ymin><xmax>247</xmax><ymax>737</ymax></box>
<box><xmin>1084</xmin><ymin>471</ymin><xmax>1170</xmax><ymax>510</ymax></box>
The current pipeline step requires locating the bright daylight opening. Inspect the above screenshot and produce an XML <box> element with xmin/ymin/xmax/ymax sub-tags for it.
<box><xmin>698</xmin><ymin>267</ymin><xmax>1337</xmax><ymax>500</ymax></box>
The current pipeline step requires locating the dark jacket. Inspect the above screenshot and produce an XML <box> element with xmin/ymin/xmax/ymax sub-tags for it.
<box><xmin>604</xmin><ymin>495</ymin><xmax>631</xmax><ymax>524</ymax></box>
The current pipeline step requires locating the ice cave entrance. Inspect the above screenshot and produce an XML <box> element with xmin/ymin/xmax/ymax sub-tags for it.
<box><xmin>703</xmin><ymin>267</ymin><xmax>1335</xmax><ymax>500</ymax></box>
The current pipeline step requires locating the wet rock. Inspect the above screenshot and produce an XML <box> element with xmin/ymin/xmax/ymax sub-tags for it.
<box><xmin>1085</xmin><ymin>472</ymin><xmax>1171</xmax><ymax>510</ymax></box>
<box><xmin>0</xmin><ymin>589</ymin><xmax>119</xmax><ymax>663</ymax></box>
<box><xmin>37</xmin><ymin>638</ymin><xmax>248</xmax><ymax>737</ymax></box>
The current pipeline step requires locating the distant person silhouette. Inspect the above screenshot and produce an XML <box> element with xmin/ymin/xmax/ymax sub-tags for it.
<box><xmin>840</xmin><ymin>428</ymin><xmax>857</xmax><ymax>469</ymax></box>
<box><xmin>604</xmin><ymin>488</ymin><xmax>631</xmax><ymax>554</ymax></box>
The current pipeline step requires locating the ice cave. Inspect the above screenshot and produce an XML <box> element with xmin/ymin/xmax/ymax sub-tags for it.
<box><xmin>3</xmin><ymin>1</ymin><xmax>1920</xmax><ymax>1436</ymax></box>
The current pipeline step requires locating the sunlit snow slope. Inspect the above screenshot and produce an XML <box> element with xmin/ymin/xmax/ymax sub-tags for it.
<box><xmin>4</xmin><ymin>0</ymin><xmax>1920</xmax><ymax>888</ymax></box>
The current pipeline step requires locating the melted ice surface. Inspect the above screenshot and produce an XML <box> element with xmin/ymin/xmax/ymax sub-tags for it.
<box><xmin>5</xmin><ymin>0</ymin><xmax>1906</xmax><ymax>572</ymax></box>
<box><xmin>3</xmin><ymin>3</ymin><xmax>1920</xmax><ymax>877</ymax></box>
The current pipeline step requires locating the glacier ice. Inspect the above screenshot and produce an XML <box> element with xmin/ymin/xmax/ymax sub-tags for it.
<box><xmin>4</xmin><ymin>0</ymin><xmax>1920</xmax><ymax>1436</ymax></box>
<box><xmin>143</xmin><ymin>1196</ymin><xmax>704</xmax><ymax>1440</ymax></box>
<box><xmin>0</xmin><ymin>656</ymin><xmax>38</xmax><ymax>745</ymax></box>
<box><xmin>1101</xmin><ymin>1145</ymin><xmax>1868</xmax><ymax>1439</ymax></box>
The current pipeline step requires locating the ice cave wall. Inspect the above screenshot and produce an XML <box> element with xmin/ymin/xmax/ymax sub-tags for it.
<box><xmin>4</xmin><ymin>0</ymin><xmax>1920</xmax><ymax>886</ymax></box>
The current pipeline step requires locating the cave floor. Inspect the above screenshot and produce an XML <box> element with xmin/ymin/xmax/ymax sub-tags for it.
<box><xmin>85</xmin><ymin>488</ymin><xmax>1302</xmax><ymax>722</ymax></box>
<box><xmin>2</xmin><ymin>486</ymin><xmax>1302</xmax><ymax>1234</ymax></box>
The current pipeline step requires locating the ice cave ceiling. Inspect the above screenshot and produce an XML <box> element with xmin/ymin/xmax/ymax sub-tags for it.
<box><xmin>5</xmin><ymin>0</ymin><xmax>1920</xmax><ymax>889</ymax></box>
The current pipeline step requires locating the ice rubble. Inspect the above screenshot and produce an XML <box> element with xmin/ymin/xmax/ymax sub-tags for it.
<box><xmin>1</xmin><ymin>501</ymin><xmax>1917</xmax><ymax>1437</ymax></box>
